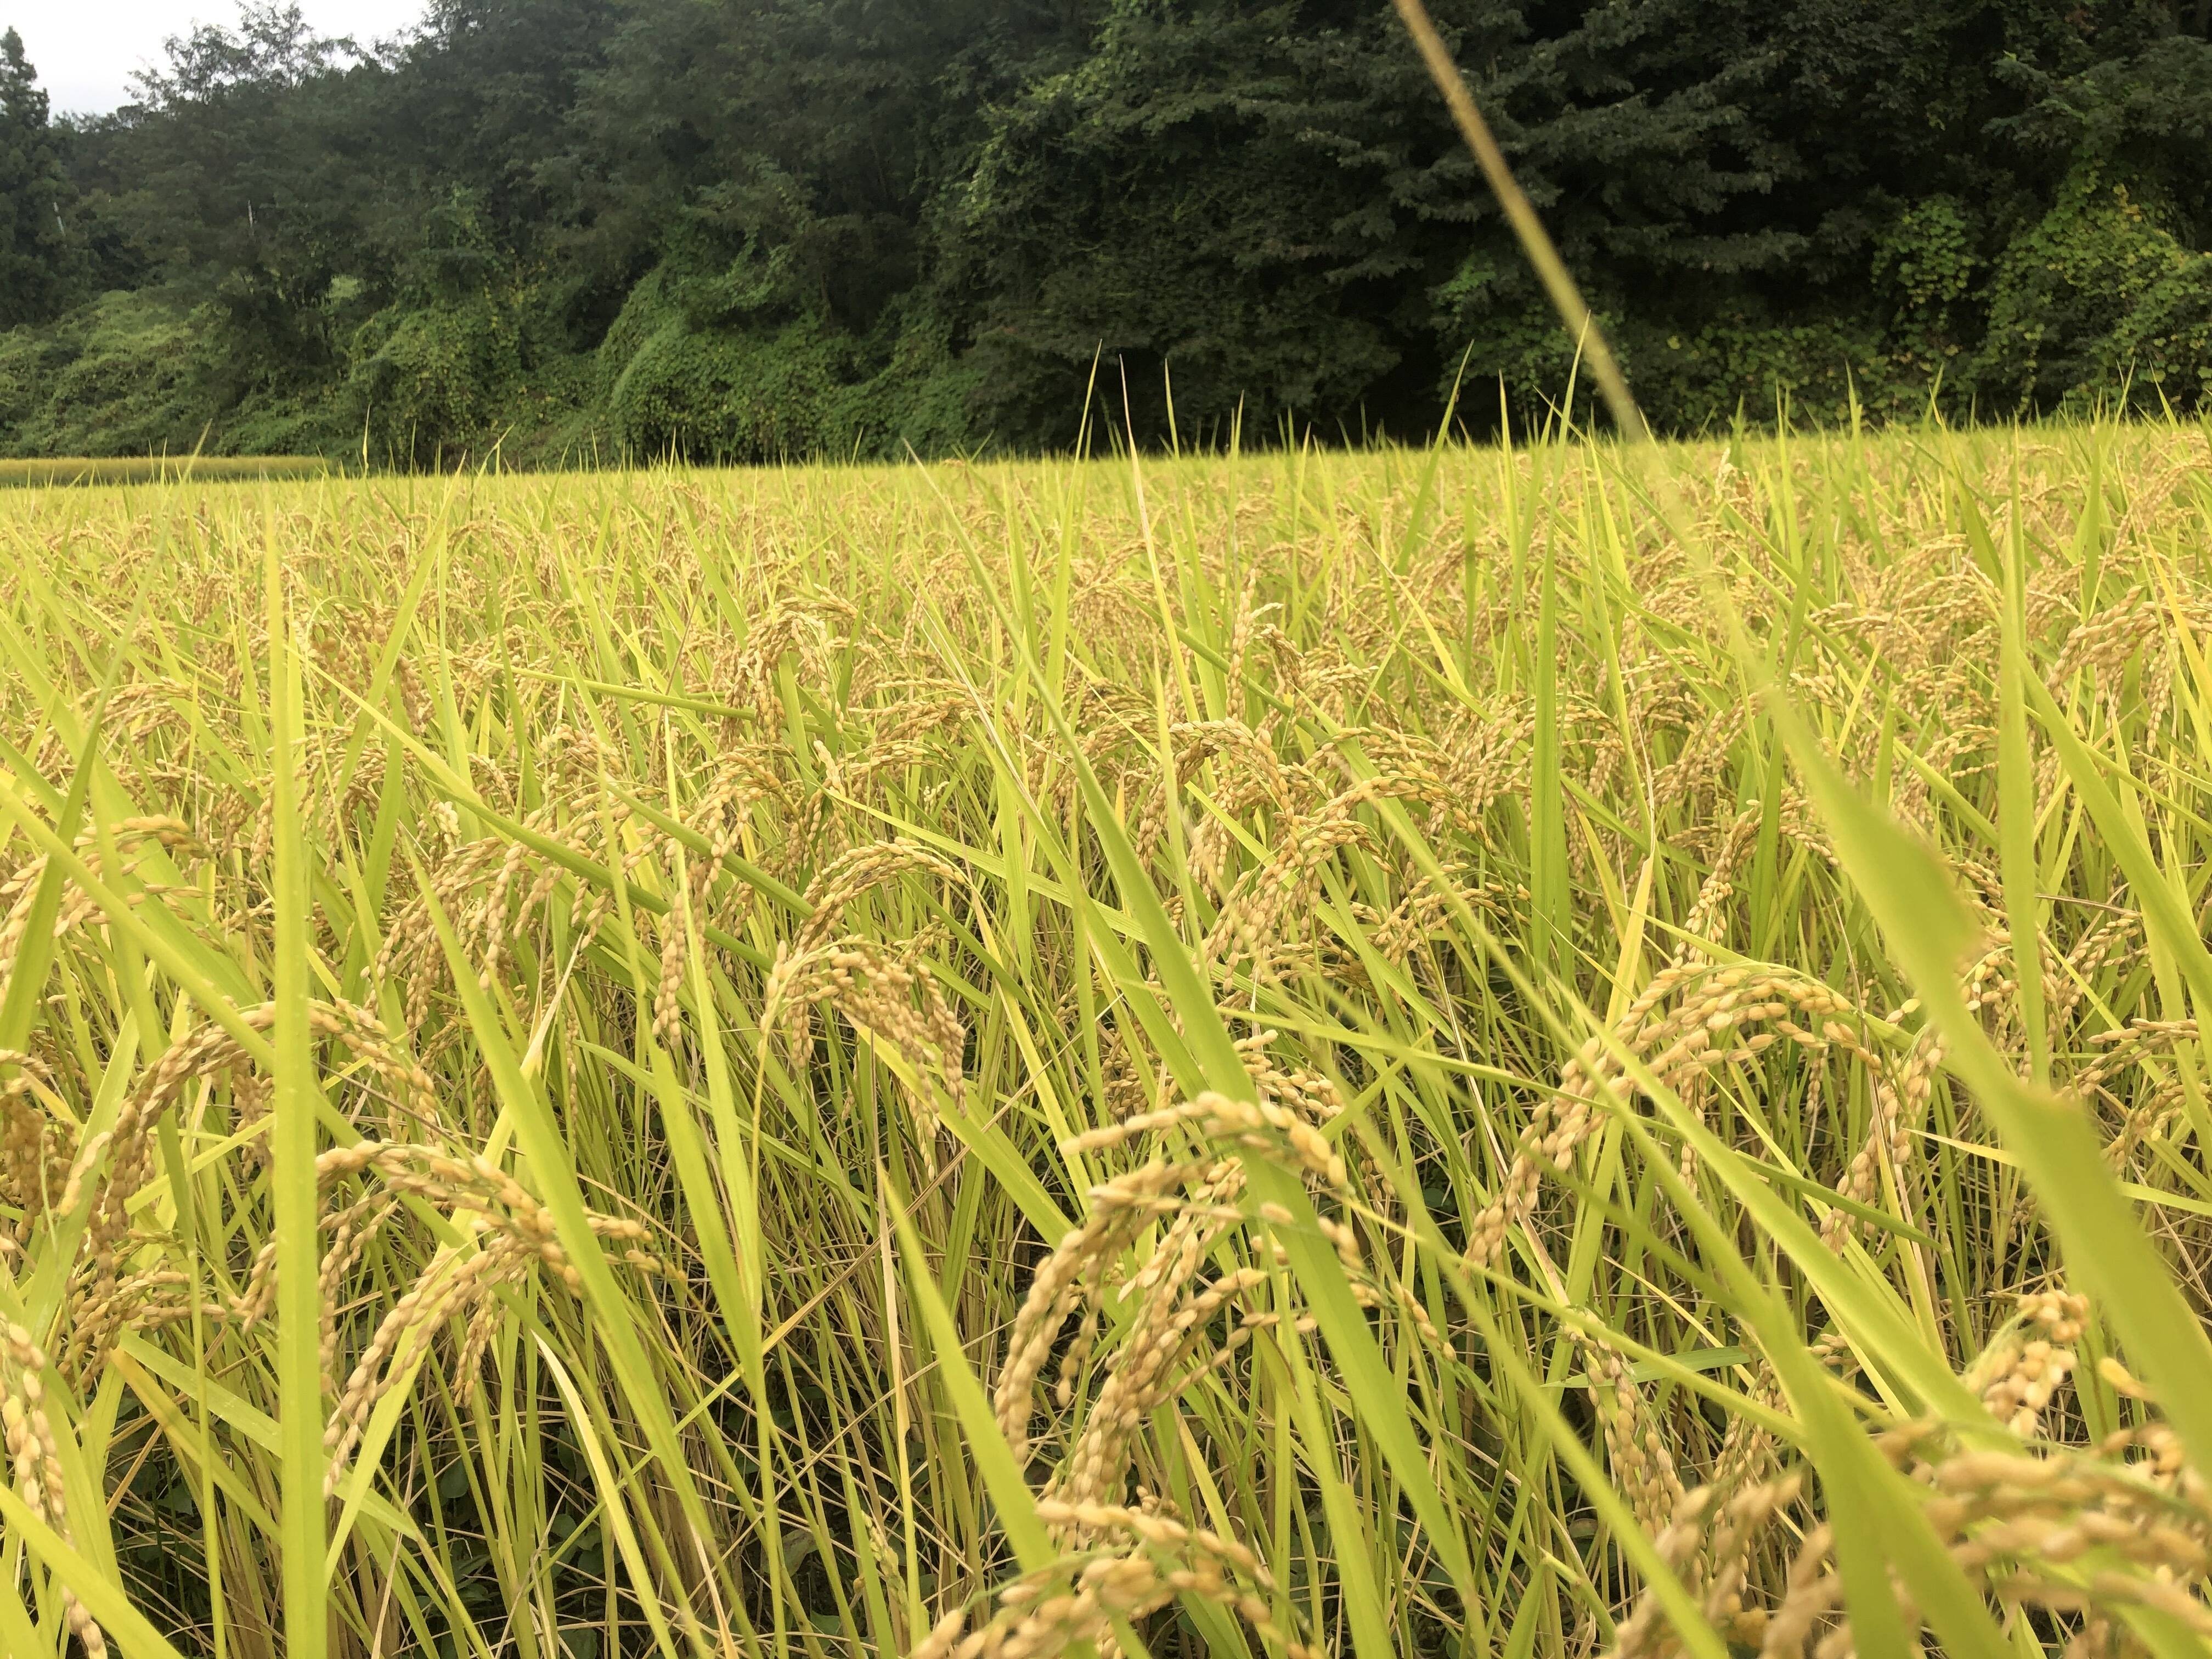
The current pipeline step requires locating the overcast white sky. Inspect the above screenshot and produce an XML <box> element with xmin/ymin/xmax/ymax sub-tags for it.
<box><xmin>11</xmin><ymin>1</ymin><xmax>430</xmax><ymax>117</ymax></box>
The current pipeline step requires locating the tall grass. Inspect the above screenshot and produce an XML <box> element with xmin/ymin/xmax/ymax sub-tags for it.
<box><xmin>0</xmin><ymin>421</ymin><xmax>2209</xmax><ymax>1658</ymax></box>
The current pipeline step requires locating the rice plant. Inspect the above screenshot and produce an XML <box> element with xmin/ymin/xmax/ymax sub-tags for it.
<box><xmin>0</xmin><ymin>459</ymin><xmax>334</xmax><ymax>489</ymax></box>
<box><xmin>1</xmin><ymin>419</ymin><xmax>2209</xmax><ymax>1659</ymax></box>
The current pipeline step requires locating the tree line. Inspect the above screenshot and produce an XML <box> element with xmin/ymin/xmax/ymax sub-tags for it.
<box><xmin>2</xmin><ymin>0</ymin><xmax>2209</xmax><ymax>465</ymax></box>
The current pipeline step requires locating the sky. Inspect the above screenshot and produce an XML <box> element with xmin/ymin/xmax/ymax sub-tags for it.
<box><xmin>10</xmin><ymin>1</ymin><xmax>430</xmax><ymax>117</ymax></box>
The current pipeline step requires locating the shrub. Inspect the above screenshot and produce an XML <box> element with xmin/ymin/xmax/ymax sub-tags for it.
<box><xmin>596</xmin><ymin>264</ymin><xmax>847</xmax><ymax>462</ymax></box>
<box><xmin>0</xmin><ymin>289</ymin><xmax>215</xmax><ymax>458</ymax></box>
<box><xmin>1977</xmin><ymin>168</ymin><xmax>2212</xmax><ymax>414</ymax></box>
<box><xmin>340</xmin><ymin>193</ymin><xmax>587</xmax><ymax>467</ymax></box>
<box><xmin>595</xmin><ymin>261</ymin><xmax>983</xmax><ymax>462</ymax></box>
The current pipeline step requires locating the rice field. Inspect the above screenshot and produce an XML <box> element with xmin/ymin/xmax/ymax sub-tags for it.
<box><xmin>0</xmin><ymin>458</ymin><xmax>334</xmax><ymax>490</ymax></box>
<box><xmin>1</xmin><ymin>421</ymin><xmax>2210</xmax><ymax>1659</ymax></box>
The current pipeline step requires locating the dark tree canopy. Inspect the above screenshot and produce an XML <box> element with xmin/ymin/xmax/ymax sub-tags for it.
<box><xmin>0</xmin><ymin>26</ymin><xmax>78</xmax><ymax>330</ymax></box>
<box><xmin>2</xmin><ymin>0</ymin><xmax>2209</xmax><ymax>462</ymax></box>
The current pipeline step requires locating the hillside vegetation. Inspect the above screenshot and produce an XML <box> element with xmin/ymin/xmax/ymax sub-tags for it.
<box><xmin>0</xmin><ymin>421</ymin><xmax>2209</xmax><ymax>1654</ymax></box>
<box><xmin>2</xmin><ymin>2</ymin><xmax>2211</xmax><ymax>463</ymax></box>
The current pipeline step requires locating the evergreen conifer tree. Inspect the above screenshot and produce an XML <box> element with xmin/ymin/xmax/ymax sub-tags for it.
<box><xmin>0</xmin><ymin>27</ymin><xmax>78</xmax><ymax>328</ymax></box>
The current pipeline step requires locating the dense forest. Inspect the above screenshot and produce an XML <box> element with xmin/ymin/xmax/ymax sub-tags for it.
<box><xmin>2</xmin><ymin>0</ymin><xmax>2210</xmax><ymax>464</ymax></box>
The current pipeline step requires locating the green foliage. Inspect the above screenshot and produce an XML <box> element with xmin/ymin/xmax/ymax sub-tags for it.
<box><xmin>1977</xmin><ymin>169</ymin><xmax>2212</xmax><ymax>413</ymax></box>
<box><xmin>0</xmin><ymin>27</ymin><xmax>80</xmax><ymax>329</ymax></box>
<box><xmin>1991</xmin><ymin>33</ymin><xmax>2212</xmax><ymax>230</ymax></box>
<box><xmin>348</xmin><ymin>299</ymin><xmax>546</xmax><ymax>465</ymax></box>
<box><xmin>593</xmin><ymin>240</ymin><xmax>983</xmax><ymax>462</ymax></box>
<box><xmin>1</xmin><ymin>0</ymin><xmax>2209</xmax><ymax>459</ymax></box>
<box><xmin>1623</xmin><ymin>201</ymin><xmax>1990</xmax><ymax>431</ymax></box>
<box><xmin>1874</xmin><ymin>197</ymin><xmax>1978</xmax><ymax>325</ymax></box>
<box><xmin>1629</xmin><ymin>316</ymin><xmax>1903</xmax><ymax>430</ymax></box>
<box><xmin>845</xmin><ymin>303</ymin><xmax>990</xmax><ymax>455</ymax></box>
<box><xmin>596</xmin><ymin>264</ymin><xmax>849</xmax><ymax>462</ymax></box>
<box><xmin>948</xmin><ymin>0</ymin><xmax>1818</xmax><ymax>442</ymax></box>
<box><xmin>1430</xmin><ymin>257</ymin><xmax>1592</xmax><ymax>414</ymax></box>
<box><xmin>345</xmin><ymin>194</ymin><xmax>568</xmax><ymax>466</ymax></box>
<box><xmin>0</xmin><ymin>290</ymin><xmax>212</xmax><ymax>458</ymax></box>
